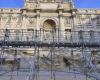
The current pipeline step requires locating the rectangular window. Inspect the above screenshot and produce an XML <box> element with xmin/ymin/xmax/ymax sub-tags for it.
<box><xmin>96</xmin><ymin>16</ymin><xmax>100</xmax><ymax>25</ymax></box>
<box><xmin>78</xmin><ymin>31</ymin><xmax>84</xmax><ymax>42</ymax></box>
<box><xmin>75</xmin><ymin>15</ymin><xmax>83</xmax><ymax>26</ymax></box>
<box><xmin>89</xmin><ymin>30</ymin><xmax>95</xmax><ymax>42</ymax></box>
<box><xmin>65</xmin><ymin>29</ymin><xmax>71</xmax><ymax>41</ymax></box>
<box><xmin>86</xmin><ymin>15</ymin><xmax>92</xmax><ymax>26</ymax></box>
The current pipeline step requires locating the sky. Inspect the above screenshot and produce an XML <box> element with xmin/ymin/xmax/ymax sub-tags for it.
<box><xmin>0</xmin><ymin>0</ymin><xmax>24</xmax><ymax>8</ymax></box>
<box><xmin>75</xmin><ymin>0</ymin><xmax>100</xmax><ymax>8</ymax></box>
<box><xmin>0</xmin><ymin>0</ymin><xmax>100</xmax><ymax>8</ymax></box>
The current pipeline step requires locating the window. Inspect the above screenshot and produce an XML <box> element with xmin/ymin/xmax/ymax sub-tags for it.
<box><xmin>96</xmin><ymin>16</ymin><xmax>100</xmax><ymax>25</ymax></box>
<box><xmin>76</xmin><ymin>15</ymin><xmax>82</xmax><ymax>26</ymax></box>
<box><xmin>65</xmin><ymin>29</ymin><xmax>71</xmax><ymax>40</ymax></box>
<box><xmin>89</xmin><ymin>30</ymin><xmax>94</xmax><ymax>41</ymax></box>
<box><xmin>86</xmin><ymin>15</ymin><xmax>92</xmax><ymax>26</ymax></box>
<box><xmin>78</xmin><ymin>30</ymin><xmax>83</xmax><ymax>42</ymax></box>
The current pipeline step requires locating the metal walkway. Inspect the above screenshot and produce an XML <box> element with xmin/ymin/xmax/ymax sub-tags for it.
<box><xmin>1</xmin><ymin>41</ymin><xmax>100</xmax><ymax>47</ymax></box>
<box><xmin>0</xmin><ymin>29</ymin><xmax>100</xmax><ymax>47</ymax></box>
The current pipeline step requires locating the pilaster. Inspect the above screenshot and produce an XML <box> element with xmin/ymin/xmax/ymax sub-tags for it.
<box><xmin>35</xmin><ymin>2</ymin><xmax>41</xmax><ymax>30</ymax></box>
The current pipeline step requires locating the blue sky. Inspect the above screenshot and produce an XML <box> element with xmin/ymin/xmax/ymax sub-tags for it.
<box><xmin>0</xmin><ymin>0</ymin><xmax>24</xmax><ymax>8</ymax></box>
<box><xmin>75</xmin><ymin>0</ymin><xmax>100</xmax><ymax>8</ymax></box>
<box><xmin>0</xmin><ymin>0</ymin><xmax>100</xmax><ymax>8</ymax></box>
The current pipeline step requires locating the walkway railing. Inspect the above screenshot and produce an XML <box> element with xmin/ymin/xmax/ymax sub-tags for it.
<box><xmin>0</xmin><ymin>29</ymin><xmax>100</xmax><ymax>47</ymax></box>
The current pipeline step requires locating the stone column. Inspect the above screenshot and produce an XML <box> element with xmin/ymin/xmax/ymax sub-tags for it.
<box><xmin>22</xmin><ymin>9</ymin><xmax>27</xmax><ymax>29</ymax></box>
<box><xmin>58</xmin><ymin>3</ymin><xmax>64</xmax><ymax>42</ymax></box>
<box><xmin>36</xmin><ymin>3</ymin><xmax>40</xmax><ymax>30</ymax></box>
<box><xmin>35</xmin><ymin>2</ymin><xmax>41</xmax><ymax>41</ymax></box>
<box><xmin>71</xmin><ymin>9</ymin><xmax>77</xmax><ymax>42</ymax></box>
<box><xmin>36</xmin><ymin>13</ymin><xmax>40</xmax><ymax>30</ymax></box>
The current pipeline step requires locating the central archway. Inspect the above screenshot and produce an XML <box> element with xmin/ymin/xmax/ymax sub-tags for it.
<box><xmin>43</xmin><ymin>19</ymin><xmax>56</xmax><ymax>31</ymax></box>
<box><xmin>41</xmin><ymin>19</ymin><xmax>57</xmax><ymax>41</ymax></box>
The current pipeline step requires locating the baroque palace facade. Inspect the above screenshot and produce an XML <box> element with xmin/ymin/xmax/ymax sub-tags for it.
<box><xmin>0</xmin><ymin>0</ymin><xmax>100</xmax><ymax>80</ymax></box>
<box><xmin>0</xmin><ymin>0</ymin><xmax>100</xmax><ymax>41</ymax></box>
<box><xmin>0</xmin><ymin>0</ymin><xmax>100</xmax><ymax>64</ymax></box>
<box><xmin>0</xmin><ymin>1</ymin><xmax>100</xmax><ymax>58</ymax></box>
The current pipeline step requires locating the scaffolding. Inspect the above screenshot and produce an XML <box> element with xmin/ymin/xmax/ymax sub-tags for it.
<box><xmin>0</xmin><ymin>29</ymin><xmax>99</xmax><ymax>80</ymax></box>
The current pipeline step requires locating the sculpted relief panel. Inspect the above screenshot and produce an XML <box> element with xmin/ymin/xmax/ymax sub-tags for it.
<box><xmin>64</xmin><ymin>17</ymin><xmax>72</xmax><ymax>28</ymax></box>
<box><xmin>1</xmin><ymin>14</ymin><xmax>9</xmax><ymax>28</ymax></box>
<box><xmin>24</xmin><ymin>17</ymin><xmax>36</xmax><ymax>29</ymax></box>
<box><xmin>11</xmin><ymin>14</ymin><xmax>22</xmax><ymax>28</ymax></box>
<box><xmin>26</xmin><ymin>3</ymin><xmax>36</xmax><ymax>9</ymax></box>
<box><xmin>0</xmin><ymin>14</ymin><xmax>22</xmax><ymax>29</ymax></box>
